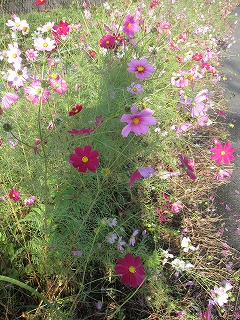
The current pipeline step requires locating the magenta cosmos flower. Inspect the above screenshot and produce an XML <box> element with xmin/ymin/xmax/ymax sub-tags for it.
<box><xmin>210</xmin><ymin>141</ymin><xmax>235</xmax><ymax>165</ymax></box>
<box><xmin>123</xmin><ymin>14</ymin><xmax>139</xmax><ymax>37</ymax></box>
<box><xmin>9</xmin><ymin>189</ymin><xmax>20</xmax><ymax>202</ymax></box>
<box><xmin>115</xmin><ymin>253</ymin><xmax>146</xmax><ymax>287</ymax></box>
<box><xmin>178</xmin><ymin>154</ymin><xmax>196</xmax><ymax>180</ymax></box>
<box><xmin>127</xmin><ymin>58</ymin><xmax>155</xmax><ymax>79</ymax></box>
<box><xmin>69</xmin><ymin>104</ymin><xmax>83</xmax><ymax>116</ymax></box>
<box><xmin>99</xmin><ymin>34</ymin><xmax>115</xmax><ymax>49</ymax></box>
<box><xmin>69</xmin><ymin>145</ymin><xmax>99</xmax><ymax>173</ymax></box>
<box><xmin>120</xmin><ymin>106</ymin><xmax>157</xmax><ymax>137</ymax></box>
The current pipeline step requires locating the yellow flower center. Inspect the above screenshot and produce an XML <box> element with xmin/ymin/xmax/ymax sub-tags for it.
<box><xmin>133</xmin><ymin>117</ymin><xmax>140</xmax><ymax>125</ymax></box>
<box><xmin>12</xmin><ymin>194</ymin><xmax>16</xmax><ymax>197</ymax></box>
<box><xmin>82</xmin><ymin>156</ymin><xmax>89</xmax><ymax>163</ymax></box>
<box><xmin>137</xmin><ymin>66</ymin><xmax>144</xmax><ymax>72</ymax></box>
<box><xmin>133</xmin><ymin>87</ymin><xmax>138</xmax><ymax>92</ymax></box>
<box><xmin>220</xmin><ymin>151</ymin><xmax>225</xmax><ymax>155</ymax></box>
<box><xmin>22</xmin><ymin>27</ymin><xmax>27</xmax><ymax>32</ymax></box>
<box><xmin>104</xmin><ymin>168</ymin><xmax>110</xmax><ymax>174</ymax></box>
<box><xmin>128</xmin><ymin>266</ymin><xmax>136</xmax><ymax>273</ymax></box>
<box><xmin>15</xmin><ymin>23</ymin><xmax>20</xmax><ymax>27</ymax></box>
<box><xmin>128</xmin><ymin>23</ymin><xmax>132</xmax><ymax>27</ymax></box>
<box><xmin>12</xmin><ymin>53</ymin><xmax>17</xmax><ymax>58</ymax></box>
<box><xmin>106</xmin><ymin>40</ymin><xmax>110</xmax><ymax>44</ymax></box>
<box><xmin>43</xmin><ymin>42</ymin><xmax>48</xmax><ymax>47</ymax></box>
<box><xmin>50</xmin><ymin>73</ymin><xmax>58</xmax><ymax>79</ymax></box>
<box><xmin>188</xmin><ymin>75</ymin><xmax>193</xmax><ymax>81</ymax></box>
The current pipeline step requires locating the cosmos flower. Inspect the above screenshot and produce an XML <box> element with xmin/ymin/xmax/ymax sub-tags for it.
<box><xmin>99</xmin><ymin>34</ymin><xmax>115</xmax><ymax>49</ymax></box>
<box><xmin>69</xmin><ymin>104</ymin><xmax>83</xmax><ymax>116</ymax></box>
<box><xmin>120</xmin><ymin>106</ymin><xmax>157</xmax><ymax>137</ymax></box>
<box><xmin>35</xmin><ymin>0</ymin><xmax>47</xmax><ymax>5</ymax></box>
<box><xmin>210</xmin><ymin>141</ymin><xmax>235</xmax><ymax>165</ymax></box>
<box><xmin>115</xmin><ymin>253</ymin><xmax>145</xmax><ymax>287</ymax></box>
<box><xmin>128</xmin><ymin>167</ymin><xmax>155</xmax><ymax>186</ymax></box>
<box><xmin>2</xmin><ymin>92</ymin><xmax>19</xmax><ymax>109</ymax></box>
<box><xmin>9</xmin><ymin>189</ymin><xmax>20</xmax><ymax>202</ymax></box>
<box><xmin>178</xmin><ymin>154</ymin><xmax>196</xmax><ymax>180</ymax></box>
<box><xmin>123</xmin><ymin>14</ymin><xmax>139</xmax><ymax>37</ymax></box>
<box><xmin>69</xmin><ymin>145</ymin><xmax>100</xmax><ymax>173</ymax></box>
<box><xmin>127</xmin><ymin>58</ymin><xmax>156</xmax><ymax>79</ymax></box>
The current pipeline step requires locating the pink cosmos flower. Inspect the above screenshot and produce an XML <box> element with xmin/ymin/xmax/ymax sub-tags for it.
<box><xmin>9</xmin><ymin>189</ymin><xmax>20</xmax><ymax>202</ymax></box>
<box><xmin>35</xmin><ymin>0</ymin><xmax>47</xmax><ymax>5</ymax></box>
<box><xmin>160</xmin><ymin>21</ymin><xmax>171</xmax><ymax>30</ymax></box>
<box><xmin>34</xmin><ymin>37</ymin><xmax>56</xmax><ymax>52</ymax></box>
<box><xmin>23</xmin><ymin>195</ymin><xmax>36</xmax><ymax>206</ymax></box>
<box><xmin>128</xmin><ymin>167</ymin><xmax>155</xmax><ymax>186</ymax></box>
<box><xmin>178</xmin><ymin>154</ymin><xmax>196</xmax><ymax>180</ymax></box>
<box><xmin>123</xmin><ymin>14</ymin><xmax>139</xmax><ymax>37</ymax></box>
<box><xmin>24</xmin><ymin>80</ymin><xmax>50</xmax><ymax>104</ymax></box>
<box><xmin>69</xmin><ymin>145</ymin><xmax>100</xmax><ymax>173</ymax></box>
<box><xmin>210</xmin><ymin>141</ymin><xmax>235</xmax><ymax>165</ymax></box>
<box><xmin>171</xmin><ymin>72</ymin><xmax>189</xmax><ymax>88</ymax></box>
<box><xmin>99</xmin><ymin>34</ymin><xmax>115</xmax><ymax>49</ymax></box>
<box><xmin>115</xmin><ymin>253</ymin><xmax>145</xmax><ymax>287</ymax></box>
<box><xmin>120</xmin><ymin>106</ymin><xmax>157</xmax><ymax>137</ymax></box>
<box><xmin>127</xmin><ymin>58</ymin><xmax>156</xmax><ymax>79</ymax></box>
<box><xmin>175</xmin><ymin>123</ymin><xmax>193</xmax><ymax>135</ymax></box>
<box><xmin>2</xmin><ymin>92</ymin><xmax>19</xmax><ymax>109</ymax></box>
<box><xmin>171</xmin><ymin>201</ymin><xmax>183</xmax><ymax>213</ymax></box>
<box><xmin>49</xmin><ymin>77</ymin><xmax>68</xmax><ymax>94</ymax></box>
<box><xmin>216</xmin><ymin>169</ymin><xmax>231</xmax><ymax>181</ymax></box>
<box><xmin>25</xmin><ymin>49</ymin><xmax>38</xmax><ymax>61</ymax></box>
<box><xmin>52</xmin><ymin>20</ymin><xmax>70</xmax><ymax>36</ymax></box>
<box><xmin>169</xmin><ymin>41</ymin><xmax>180</xmax><ymax>50</ymax></box>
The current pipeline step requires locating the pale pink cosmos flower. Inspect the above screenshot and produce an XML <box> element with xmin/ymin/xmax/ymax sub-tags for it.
<box><xmin>127</xmin><ymin>58</ymin><xmax>155</xmax><ymax>79</ymax></box>
<box><xmin>120</xmin><ymin>106</ymin><xmax>157</xmax><ymax>137</ymax></box>
<box><xmin>7</xmin><ymin>66</ymin><xmax>28</xmax><ymax>89</ymax></box>
<box><xmin>171</xmin><ymin>201</ymin><xmax>183</xmax><ymax>213</ymax></box>
<box><xmin>25</xmin><ymin>49</ymin><xmax>38</xmax><ymax>61</ymax></box>
<box><xmin>128</xmin><ymin>167</ymin><xmax>155</xmax><ymax>186</ymax></box>
<box><xmin>24</xmin><ymin>80</ymin><xmax>50</xmax><ymax>104</ymax></box>
<box><xmin>129</xmin><ymin>230</ymin><xmax>139</xmax><ymax>246</ymax></box>
<box><xmin>216</xmin><ymin>169</ymin><xmax>231</xmax><ymax>181</ymax></box>
<box><xmin>34</xmin><ymin>37</ymin><xmax>56</xmax><ymax>52</ymax></box>
<box><xmin>171</xmin><ymin>72</ymin><xmax>188</xmax><ymax>88</ymax></box>
<box><xmin>41</xmin><ymin>22</ymin><xmax>55</xmax><ymax>33</ymax></box>
<box><xmin>211</xmin><ymin>286</ymin><xmax>229</xmax><ymax>307</ymax></box>
<box><xmin>23</xmin><ymin>195</ymin><xmax>36</xmax><ymax>206</ymax></box>
<box><xmin>175</xmin><ymin>123</ymin><xmax>193</xmax><ymax>135</ymax></box>
<box><xmin>49</xmin><ymin>77</ymin><xmax>68</xmax><ymax>94</ymax></box>
<box><xmin>123</xmin><ymin>14</ymin><xmax>139</xmax><ymax>37</ymax></box>
<box><xmin>6</xmin><ymin>15</ymin><xmax>29</xmax><ymax>33</ymax></box>
<box><xmin>127</xmin><ymin>82</ymin><xmax>143</xmax><ymax>94</ymax></box>
<box><xmin>2</xmin><ymin>92</ymin><xmax>19</xmax><ymax>109</ymax></box>
<box><xmin>178</xmin><ymin>90</ymin><xmax>209</xmax><ymax>118</ymax></box>
<box><xmin>6</xmin><ymin>43</ymin><xmax>22</xmax><ymax>69</ymax></box>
